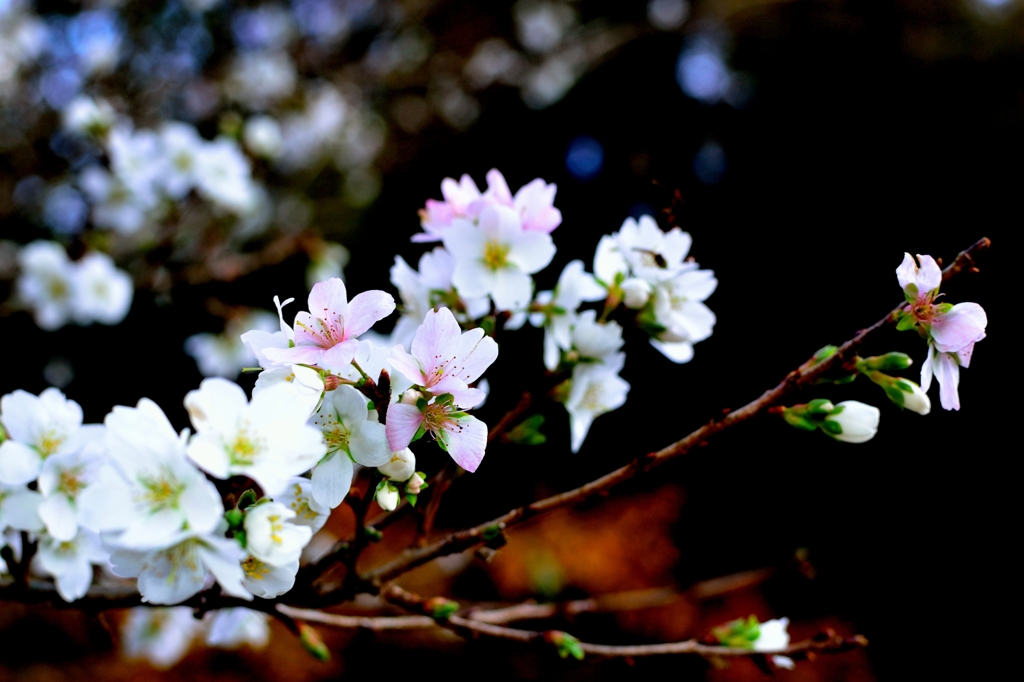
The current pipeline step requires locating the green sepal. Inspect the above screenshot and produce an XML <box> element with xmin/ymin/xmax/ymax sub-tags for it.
<box><xmin>820</xmin><ymin>419</ymin><xmax>843</xmax><ymax>435</ymax></box>
<box><xmin>233</xmin><ymin>530</ymin><xmax>247</xmax><ymax>549</ymax></box>
<box><xmin>934</xmin><ymin>302</ymin><xmax>954</xmax><ymax>314</ymax></box>
<box><xmin>412</xmin><ymin>424</ymin><xmax>427</xmax><ymax>443</ymax></box>
<box><xmin>903</xmin><ymin>283</ymin><xmax>919</xmax><ymax>304</ymax></box>
<box><xmin>405</xmin><ymin>493</ymin><xmax>418</xmax><ymax>507</ymax></box>
<box><xmin>240</xmin><ymin>367</ymin><xmax>263</xmax><ymax>374</ymax></box>
<box><xmin>416</xmin><ymin>397</ymin><xmax>429</xmax><ymax>411</ymax></box>
<box><xmin>237</xmin><ymin>489</ymin><xmax>258</xmax><ymax>510</ymax></box>
<box><xmin>884</xmin><ymin>385</ymin><xmax>906</xmax><ymax>408</ymax></box>
<box><xmin>896</xmin><ymin>313</ymin><xmax>918</xmax><ymax>331</ymax></box>
<box><xmin>782</xmin><ymin>410</ymin><xmax>817</xmax><ymax>432</ymax></box>
<box><xmin>805</xmin><ymin>399</ymin><xmax>835</xmax><ymax>415</ymax></box>
<box><xmin>365</xmin><ymin>400</ymin><xmax>375</xmax><ymax>411</ymax></box>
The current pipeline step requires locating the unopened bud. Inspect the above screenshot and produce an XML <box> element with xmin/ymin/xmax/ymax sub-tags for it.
<box><xmin>323</xmin><ymin>375</ymin><xmax>341</xmax><ymax>391</ymax></box>
<box><xmin>822</xmin><ymin>401</ymin><xmax>880</xmax><ymax>443</ymax></box>
<box><xmin>400</xmin><ymin>389</ymin><xmax>420</xmax><ymax>405</ymax></box>
<box><xmin>375</xmin><ymin>480</ymin><xmax>400</xmax><ymax>511</ymax></box>
<box><xmin>378</xmin><ymin>448</ymin><xmax>416</xmax><ymax>482</ymax></box>
<box><xmin>298</xmin><ymin>622</ymin><xmax>330</xmax><ymax>661</ymax></box>
<box><xmin>405</xmin><ymin>472</ymin><xmax>425</xmax><ymax>495</ymax></box>
<box><xmin>620</xmin><ymin>278</ymin><xmax>652</xmax><ymax>309</ymax></box>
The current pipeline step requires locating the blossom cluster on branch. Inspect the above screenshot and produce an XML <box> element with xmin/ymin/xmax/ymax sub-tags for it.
<box><xmin>0</xmin><ymin>164</ymin><xmax>990</xmax><ymax>671</ymax></box>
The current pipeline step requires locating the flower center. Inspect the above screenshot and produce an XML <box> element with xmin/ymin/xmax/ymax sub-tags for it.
<box><xmin>287</xmin><ymin>483</ymin><xmax>320</xmax><ymax>522</ymax></box>
<box><xmin>483</xmin><ymin>240</ymin><xmax>510</xmax><ymax>270</ymax></box>
<box><xmin>37</xmin><ymin>428</ymin><xmax>67</xmax><ymax>457</ymax></box>
<box><xmin>243</xmin><ymin>555</ymin><xmax>270</xmax><ymax>580</ymax></box>
<box><xmin>58</xmin><ymin>467</ymin><xmax>85</xmax><ymax>497</ymax></box>
<box><xmin>322</xmin><ymin>422</ymin><xmax>351</xmax><ymax>451</ymax></box>
<box><xmin>47</xmin><ymin>277</ymin><xmax>69</xmax><ymax>301</ymax></box>
<box><xmin>228</xmin><ymin>423</ymin><xmax>265</xmax><ymax>466</ymax></box>
<box><xmin>137</xmin><ymin>468</ymin><xmax>185</xmax><ymax>511</ymax></box>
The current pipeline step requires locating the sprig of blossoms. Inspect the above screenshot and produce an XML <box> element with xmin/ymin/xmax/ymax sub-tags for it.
<box><xmin>895</xmin><ymin>253</ymin><xmax>987</xmax><ymax>410</ymax></box>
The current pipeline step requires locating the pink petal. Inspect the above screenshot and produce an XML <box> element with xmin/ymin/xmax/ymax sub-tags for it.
<box><xmin>931</xmin><ymin>302</ymin><xmax>987</xmax><ymax>353</ymax></box>
<box><xmin>388</xmin><ymin>346</ymin><xmax>426</xmax><ymax>385</ymax></box>
<box><xmin>453</xmin><ymin>328</ymin><xmax>498</xmax><ymax>384</ymax></box>
<box><xmin>291</xmin><ymin>311</ymin><xmax>330</xmax><ymax>347</ymax></box>
<box><xmin>957</xmin><ymin>339</ymin><xmax>979</xmax><ymax>368</ymax></box>
<box><xmin>444</xmin><ymin>415</ymin><xmax>487</xmax><ymax>472</ymax></box>
<box><xmin>411</xmin><ymin>232</ymin><xmax>443</xmax><ymax>243</ymax></box>
<box><xmin>485</xmin><ymin>169</ymin><xmax>513</xmax><ymax>205</ymax></box>
<box><xmin>411</xmin><ymin>308</ymin><xmax>462</xmax><ymax>380</ymax></box>
<box><xmin>307</xmin><ymin>278</ymin><xmax>349</xmax><ymax>324</ymax></box>
<box><xmin>386</xmin><ymin>403</ymin><xmax>425</xmax><ymax>452</ymax></box>
<box><xmin>343</xmin><ymin>290</ymin><xmax>395</xmax><ymax>339</ymax></box>
<box><xmin>319</xmin><ymin>339</ymin><xmax>361</xmax><ymax>370</ymax></box>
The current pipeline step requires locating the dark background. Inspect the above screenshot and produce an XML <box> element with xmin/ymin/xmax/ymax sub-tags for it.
<box><xmin>2</xmin><ymin>1</ymin><xmax>1017</xmax><ymax>679</ymax></box>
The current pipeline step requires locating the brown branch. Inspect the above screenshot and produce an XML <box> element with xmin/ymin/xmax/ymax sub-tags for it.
<box><xmin>378</xmin><ymin>584</ymin><xmax>867</xmax><ymax>659</ymax></box>
<box><xmin>352</xmin><ymin>238</ymin><xmax>991</xmax><ymax>590</ymax></box>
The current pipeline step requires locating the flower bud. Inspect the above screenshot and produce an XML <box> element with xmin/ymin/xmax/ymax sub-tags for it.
<box><xmin>822</xmin><ymin>401</ymin><xmax>880</xmax><ymax>443</ymax></box>
<box><xmin>243</xmin><ymin>115</ymin><xmax>284</xmax><ymax>159</ymax></box>
<box><xmin>406</xmin><ymin>472</ymin><xmax>425</xmax><ymax>495</ymax></box>
<box><xmin>378</xmin><ymin>448</ymin><xmax>416</xmax><ymax>482</ymax></box>
<box><xmin>375</xmin><ymin>480</ymin><xmax>399</xmax><ymax>511</ymax></box>
<box><xmin>896</xmin><ymin>379</ymin><xmax>930</xmax><ymax>415</ymax></box>
<box><xmin>322</xmin><ymin>374</ymin><xmax>341</xmax><ymax>391</ymax></box>
<box><xmin>620</xmin><ymin>278</ymin><xmax>652</xmax><ymax>309</ymax></box>
<box><xmin>400</xmin><ymin>389</ymin><xmax>421</xmax><ymax>405</ymax></box>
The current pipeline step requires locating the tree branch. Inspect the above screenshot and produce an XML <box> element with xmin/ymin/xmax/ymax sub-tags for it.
<box><xmin>351</xmin><ymin>237</ymin><xmax>991</xmax><ymax>590</ymax></box>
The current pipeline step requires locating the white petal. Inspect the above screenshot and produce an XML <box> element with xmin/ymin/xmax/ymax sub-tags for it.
<box><xmin>311</xmin><ymin>451</ymin><xmax>354</xmax><ymax>509</ymax></box>
<box><xmin>39</xmin><ymin>493</ymin><xmax>78</xmax><ymax>541</ymax></box>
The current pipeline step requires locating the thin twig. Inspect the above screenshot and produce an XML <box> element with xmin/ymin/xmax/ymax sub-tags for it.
<box><xmin>351</xmin><ymin>238</ymin><xmax>991</xmax><ymax>590</ymax></box>
<box><xmin>379</xmin><ymin>584</ymin><xmax>867</xmax><ymax>659</ymax></box>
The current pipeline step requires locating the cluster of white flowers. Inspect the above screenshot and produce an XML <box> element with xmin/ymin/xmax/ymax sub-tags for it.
<box><xmin>389</xmin><ymin>170</ymin><xmax>718</xmax><ymax>451</ymax></box>
<box><xmin>69</xmin><ymin>108</ymin><xmax>264</xmax><ymax>233</ymax></box>
<box><xmin>120</xmin><ymin>606</ymin><xmax>269</xmax><ymax>669</ymax></box>
<box><xmin>16</xmin><ymin>241</ymin><xmax>133</xmax><ymax>331</ymax></box>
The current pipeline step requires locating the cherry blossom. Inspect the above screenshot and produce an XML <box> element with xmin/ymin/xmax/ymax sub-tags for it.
<box><xmin>389</xmin><ymin>307</ymin><xmax>498</xmax><ymax>407</ymax></box>
<box><xmin>387</xmin><ymin>395</ymin><xmax>489</xmax><ymax>473</ymax></box>
<box><xmin>109</xmin><ymin>529</ymin><xmax>251</xmax><ymax>605</ymax></box>
<box><xmin>308</xmin><ymin>385</ymin><xmax>390</xmax><ymax>509</ymax></box>
<box><xmin>753</xmin><ymin>618</ymin><xmax>794</xmax><ymax>669</ymax></box>
<box><xmin>15</xmin><ymin>241</ymin><xmax>76</xmax><ymax>331</ymax></box>
<box><xmin>530</xmin><ymin>260</ymin><xmax>606</xmax><ymax>370</ymax></box>
<box><xmin>36</xmin><ymin>439</ymin><xmax>108</xmax><ymax>541</ymax></box>
<box><xmin>121</xmin><ymin>607</ymin><xmax>199</xmax><ymax>669</ymax></box>
<box><xmin>443</xmin><ymin>204</ymin><xmax>556</xmax><ymax>311</ymax></box>
<box><xmin>35</xmin><ymin>527</ymin><xmax>108</xmax><ymax>602</ymax></box>
<box><xmin>262</xmin><ymin>278</ymin><xmax>395</xmax><ymax>370</ymax></box>
<box><xmin>205</xmin><ymin>608</ymin><xmax>270</xmax><ymax>650</ymax></box>
<box><xmin>71</xmin><ymin>252</ymin><xmax>134</xmax><ymax>326</ymax></box>
<box><xmin>243</xmin><ymin>501</ymin><xmax>312</xmax><ymax>567</ymax></box>
<box><xmin>564</xmin><ymin>352</ymin><xmax>630</xmax><ymax>453</ymax></box>
<box><xmin>184</xmin><ymin>378</ymin><xmax>325</xmax><ymax>498</ymax></box>
<box><xmin>79</xmin><ymin>398</ymin><xmax>222</xmax><ymax>550</ymax></box>
<box><xmin>0</xmin><ymin>388</ymin><xmax>99</xmax><ymax>486</ymax></box>
<box><xmin>648</xmin><ymin>271</ymin><xmax>718</xmax><ymax>364</ymax></box>
<box><xmin>241</xmin><ymin>554</ymin><xmax>298</xmax><ymax>599</ymax></box>
<box><xmin>275</xmin><ymin>477</ymin><xmax>329</xmax><ymax>533</ymax></box>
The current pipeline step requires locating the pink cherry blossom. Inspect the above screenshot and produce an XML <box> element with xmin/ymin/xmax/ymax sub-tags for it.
<box><xmin>263</xmin><ymin>278</ymin><xmax>395</xmax><ymax>371</ymax></box>
<box><xmin>921</xmin><ymin>343</ymin><xmax>970</xmax><ymax>411</ymax></box>
<box><xmin>388</xmin><ymin>307</ymin><xmax>498</xmax><ymax>407</ymax></box>
<box><xmin>386</xmin><ymin>399</ymin><xmax>488</xmax><ymax>473</ymax></box>
<box><xmin>929</xmin><ymin>302</ymin><xmax>987</xmax><ymax>354</ymax></box>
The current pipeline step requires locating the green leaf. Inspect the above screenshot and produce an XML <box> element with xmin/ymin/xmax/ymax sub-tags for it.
<box><xmin>364</xmin><ymin>526</ymin><xmax>383</xmax><ymax>542</ymax></box>
<box><xmin>832</xmin><ymin>374</ymin><xmax>858</xmax><ymax>385</ymax></box>
<box><xmin>507</xmin><ymin>415</ymin><xmax>548</xmax><ymax>445</ymax></box>
<box><xmin>811</xmin><ymin>345</ymin><xmax>838</xmax><ymax>364</ymax></box>
<box><xmin>237</xmin><ymin>490</ymin><xmax>258</xmax><ymax>510</ymax></box>
<box><xmin>405</xmin><ymin>493</ymin><xmax>418</xmax><ymax>507</ymax></box>
<box><xmin>712</xmin><ymin>616</ymin><xmax>760</xmax><ymax>649</ymax></box>
<box><xmin>430</xmin><ymin>599</ymin><xmax>460</xmax><ymax>619</ymax></box>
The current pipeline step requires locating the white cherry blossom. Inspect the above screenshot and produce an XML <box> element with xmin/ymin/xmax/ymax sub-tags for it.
<box><xmin>78</xmin><ymin>398</ymin><xmax>221</xmax><ymax>549</ymax></box>
<box><xmin>648</xmin><ymin>270</ymin><xmax>717</xmax><ymax>364</ymax></box>
<box><xmin>530</xmin><ymin>260</ymin><xmax>606</xmax><ymax>370</ymax></box>
<box><xmin>443</xmin><ymin>204</ymin><xmax>556</xmax><ymax>311</ymax></box>
<box><xmin>71</xmin><ymin>252</ymin><xmax>133</xmax><ymax>326</ymax></box>
<box><xmin>121</xmin><ymin>607</ymin><xmax>199</xmax><ymax>669</ymax></box>
<box><xmin>569</xmin><ymin>310</ymin><xmax>624</xmax><ymax>363</ymax></box>
<box><xmin>309</xmin><ymin>386</ymin><xmax>389</xmax><ymax>509</ymax></box>
<box><xmin>275</xmin><ymin>477</ymin><xmax>329</xmax><ymax>533</ymax></box>
<box><xmin>244</xmin><ymin>501</ymin><xmax>312</xmax><ymax>567</ymax></box>
<box><xmin>110</xmin><ymin>529</ymin><xmax>251</xmax><ymax>605</ymax></box>
<box><xmin>205</xmin><ymin>608</ymin><xmax>270</xmax><ymax>650</ymax></box>
<box><xmin>565</xmin><ymin>353</ymin><xmax>630</xmax><ymax>453</ymax></box>
<box><xmin>0</xmin><ymin>388</ymin><xmax>96</xmax><ymax>486</ymax></box>
<box><xmin>36</xmin><ymin>438</ymin><xmax>108</xmax><ymax>541</ymax></box>
<box><xmin>241</xmin><ymin>554</ymin><xmax>298</xmax><ymax>598</ymax></box>
<box><xmin>35</xmin><ymin>528</ymin><xmax>108</xmax><ymax>602</ymax></box>
<box><xmin>378</xmin><ymin>447</ymin><xmax>415</xmax><ymax>482</ymax></box>
<box><xmin>16</xmin><ymin>241</ymin><xmax>76</xmax><ymax>331</ymax></box>
<box><xmin>158</xmin><ymin>122</ymin><xmax>204</xmax><ymax>199</ymax></box>
<box><xmin>184</xmin><ymin>379</ymin><xmax>324</xmax><ymax>498</ymax></box>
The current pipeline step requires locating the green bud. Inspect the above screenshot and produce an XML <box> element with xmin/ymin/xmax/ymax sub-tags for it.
<box><xmin>712</xmin><ymin>616</ymin><xmax>760</xmax><ymax>649</ymax></box>
<box><xmin>832</xmin><ymin>374</ymin><xmax>858</xmax><ymax>385</ymax></box>
<box><xmin>482</xmin><ymin>524</ymin><xmax>503</xmax><ymax>541</ymax></box>
<box><xmin>863</xmin><ymin>352</ymin><xmax>912</xmax><ymax>372</ymax></box>
<box><xmin>364</xmin><ymin>526</ymin><xmax>383</xmax><ymax>542</ymax></box>
<box><xmin>811</xmin><ymin>345</ymin><xmax>838</xmax><ymax>364</ymax></box>
<box><xmin>805</xmin><ymin>398</ymin><xmax>835</xmax><ymax>415</ymax></box>
<box><xmin>545</xmin><ymin>631</ymin><xmax>585</xmax><ymax>660</ymax></box>
<box><xmin>427</xmin><ymin>598</ymin><xmax>460</xmax><ymax>620</ymax></box>
<box><xmin>507</xmin><ymin>415</ymin><xmax>547</xmax><ymax>446</ymax></box>
<box><xmin>298</xmin><ymin>623</ymin><xmax>331</xmax><ymax>662</ymax></box>
<box><xmin>225</xmin><ymin>509</ymin><xmax>244</xmax><ymax>529</ymax></box>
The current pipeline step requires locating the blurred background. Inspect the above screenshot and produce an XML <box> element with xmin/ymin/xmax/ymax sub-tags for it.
<box><xmin>0</xmin><ymin>0</ymin><xmax>1018</xmax><ymax>679</ymax></box>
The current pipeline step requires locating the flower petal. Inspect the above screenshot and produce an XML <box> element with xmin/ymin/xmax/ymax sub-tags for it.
<box><xmin>0</xmin><ymin>441</ymin><xmax>43</xmax><ymax>485</ymax></box>
<box><xmin>444</xmin><ymin>415</ymin><xmax>487</xmax><ymax>473</ymax></box>
<box><xmin>385</xmin><ymin>403</ymin><xmax>425</xmax><ymax>453</ymax></box>
<box><xmin>344</xmin><ymin>290</ymin><xmax>396</xmax><ymax>339</ymax></box>
<box><xmin>310</xmin><ymin>451</ymin><xmax>354</xmax><ymax>509</ymax></box>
